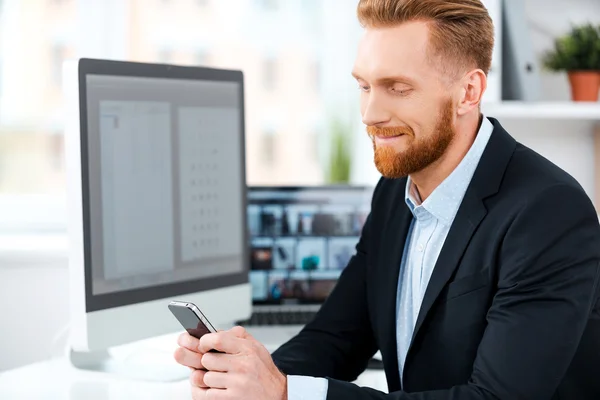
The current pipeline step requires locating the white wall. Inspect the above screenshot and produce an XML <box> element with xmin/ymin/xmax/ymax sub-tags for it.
<box><xmin>0</xmin><ymin>255</ymin><xmax>70</xmax><ymax>371</ymax></box>
<box><xmin>501</xmin><ymin>119</ymin><xmax>597</xmax><ymax>195</ymax></box>
<box><xmin>502</xmin><ymin>0</ymin><xmax>600</xmax><ymax>200</ymax></box>
<box><xmin>1</xmin><ymin>0</ymin><xmax>600</xmax><ymax>372</ymax></box>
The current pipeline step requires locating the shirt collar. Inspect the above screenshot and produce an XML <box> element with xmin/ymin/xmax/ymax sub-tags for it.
<box><xmin>405</xmin><ymin>116</ymin><xmax>494</xmax><ymax>226</ymax></box>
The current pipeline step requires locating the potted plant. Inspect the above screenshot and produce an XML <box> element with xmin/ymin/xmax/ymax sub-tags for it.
<box><xmin>542</xmin><ymin>23</ymin><xmax>600</xmax><ymax>101</ymax></box>
<box><xmin>326</xmin><ymin>118</ymin><xmax>352</xmax><ymax>184</ymax></box>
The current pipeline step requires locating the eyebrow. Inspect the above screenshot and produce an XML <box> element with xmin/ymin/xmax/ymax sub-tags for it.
<box><xmin>351</xmin><ymin>72</ymin><xmax>417</xmax><ymax>86</ymax></box>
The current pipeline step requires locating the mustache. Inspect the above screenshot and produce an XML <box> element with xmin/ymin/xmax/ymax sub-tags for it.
<box><xmin>366</xmin><ymin>125</ymin><xmax>414</xmax><ymax>139</ymax></box>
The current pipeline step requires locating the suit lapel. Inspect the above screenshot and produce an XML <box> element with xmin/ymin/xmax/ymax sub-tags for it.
<box><xmin>402</xmin><ymin>118</ymin><xmax>517</xmax><ymax>374</ymax></box>
<box><xmin>410</xmin><ymin>191</ymin><xmax>487</xmax><ymax>343</ymax></box>
<box><xmin>380</xmin><ymin>181</ymin><xmax>413</xmax><ymax>392</ymax></box>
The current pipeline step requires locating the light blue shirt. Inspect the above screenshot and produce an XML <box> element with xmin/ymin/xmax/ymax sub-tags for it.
<box><xmin>288</xmin><ymin>117</ymin><xmax>494</xmax><ymax>398</ymax></box>
<box><xmin>396</xmin><ymin>116</ymin><xmax>493</xmax><ymax>382</ymax></box>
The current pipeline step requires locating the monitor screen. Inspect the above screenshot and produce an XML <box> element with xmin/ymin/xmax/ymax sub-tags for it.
<box><xmin>247</xmin><ymin>186</ymin><xmax>373</xmax><ymax>305</ymax></box>
<box><xmin>79</xmin><ymin>60</ymin><xmax>248</xmax><ymax>310</ymax></box>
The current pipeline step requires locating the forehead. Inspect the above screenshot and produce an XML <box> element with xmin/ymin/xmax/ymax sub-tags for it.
<box><xmin>353</xmin><ymin>21</ymin><xmax>437</xmax><ymax>82</ymax></box>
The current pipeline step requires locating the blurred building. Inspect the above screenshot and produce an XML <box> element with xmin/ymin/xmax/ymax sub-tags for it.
<box><xmin>0</xmin><ymin>0</ymin><xmax>76</xmax><ymax>193</ymax></box>
<box><xmin>0</xmin><ymin>0</ymin><xmax>360</xmax><ymax>194</ymax></box>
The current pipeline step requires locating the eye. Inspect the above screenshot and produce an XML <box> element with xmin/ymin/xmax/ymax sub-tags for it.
<box><xmin>358</xmin><ymin>84</ymin><xmax>370</xmax><ymax>92</ymax></box>
<box><xmin>390</xmin><ymin>87</ymin><xmax>411</xmax><ymax>96</ymax></box>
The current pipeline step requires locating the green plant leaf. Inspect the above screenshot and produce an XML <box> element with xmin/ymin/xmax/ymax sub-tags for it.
<box><xmin>542</xmin><ymin>23</ymin><xmax>600</xmax><ymax>71</ymax></box>
<box><xmin>326</xmin><ymin>118</ymin><xmax>352</xmax><ymax>184</ymax></box>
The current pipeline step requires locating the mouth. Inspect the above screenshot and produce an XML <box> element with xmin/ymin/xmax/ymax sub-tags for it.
<box><xmin>375</xmin><ymin>134</ymin><xmax>405</xmax><ymax>141</ymax></box>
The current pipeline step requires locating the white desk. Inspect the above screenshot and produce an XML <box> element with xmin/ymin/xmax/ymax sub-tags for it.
<box><xmin>0</xmin><ymin>329</ymin><xmax>388</xmax><ymax>399</ymax></box>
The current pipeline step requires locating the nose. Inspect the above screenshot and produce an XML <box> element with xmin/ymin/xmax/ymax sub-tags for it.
<box><xmin>361</xmin><ymin>91</ymin><xmax>392</xmax><ymax>127</ymax></box>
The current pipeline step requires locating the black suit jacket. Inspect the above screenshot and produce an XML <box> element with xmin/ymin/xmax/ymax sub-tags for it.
<box><xmin>272</xmin><ymin>118</ymin><xmax>600</xmax><ymax>399</ymax></box>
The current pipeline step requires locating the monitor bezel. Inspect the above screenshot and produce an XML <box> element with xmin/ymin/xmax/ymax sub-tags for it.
<box><xmin>247</xmin><ymin>185</ymin><xmax>374</xmax><ymax>305</ymax></box>
<box><xmin>78</xmin><ymin>58</ymin><xmax>249</xmax><ymax>312</ymax></box>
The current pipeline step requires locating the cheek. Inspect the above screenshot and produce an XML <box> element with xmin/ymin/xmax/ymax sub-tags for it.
<box><xmin>390</xmin><ymin>98</ymin><xmax>428</xmax><ymax>128</ymax></box>
<box><xmin>397</xmin><ymin>110</ymin><xmax>430</xmax><ymax>139</ymax></box>
<box><xmin>359</xmin><ymin>93</ymin><xmax>368</xmax><ymax>116</ymax></box>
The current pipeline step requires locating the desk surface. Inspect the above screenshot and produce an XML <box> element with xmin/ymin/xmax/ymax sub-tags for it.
<box><xmin>0</xmin><ymin>329</ymin><xmax>388</xmax><ymax>399</ymax></box>
<box><xmin>0</xmin><ymin>358</ymin><xmax>387</xmax><ymax>399</ymax></box>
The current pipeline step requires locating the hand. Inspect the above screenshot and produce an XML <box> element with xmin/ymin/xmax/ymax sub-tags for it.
<box><xmin>194</xmin><ymin>326</ymin><xmax>287</xmax><ymax>400</ymax></box>
<box><xmin>174</xmin><ymin>331</ymin><xmax>208</xmax><ymax>373</ymax></box>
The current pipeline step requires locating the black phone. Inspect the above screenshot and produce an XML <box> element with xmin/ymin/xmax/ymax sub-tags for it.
<box><xmin>168</xmin><ymin>300</ymin><xmax>217</xmax><ymax>339</ymax></box>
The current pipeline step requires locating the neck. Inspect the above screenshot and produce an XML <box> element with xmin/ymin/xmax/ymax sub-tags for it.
<box><xmin>410</xmin><ymin>113</ymin><xmax>482</xmax><ymax>201</ymax></box>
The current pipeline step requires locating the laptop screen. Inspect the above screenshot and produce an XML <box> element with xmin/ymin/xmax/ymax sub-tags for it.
<box><xmin>247</xmin><ymin>186</ymin><xmax>373</xmax><ymax>305</ymax></box>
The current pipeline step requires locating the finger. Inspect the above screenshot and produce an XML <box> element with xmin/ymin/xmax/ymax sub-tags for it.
<box><xmin>229</xmin><ymin>326</ymin><xmax>267</xmax><ymax>357</ymax></box>
<box><xmin>178</xmin><ymin>332</ymin><xmax>201</xmax><ymax>352</ymax></box>
<box><xmin>191</xmin><ymin>386</ymin><xmax>208</xmax><ymax>400</ymax></box>
<box><xmin>174</xmin><ymin>347</ymin><xmax>205</xmax><ymax>369</ymax></box>
<box><xmin>190</xmin><ymin>369</ymin><xmax>208</xmax><ymax>388</ymax></box>
<box><xmin>198</xmin><ymin>331</ymin><xmax>246</xmax><ymax>354</ymax></box>
<box><xmin>202</xmin><ymin>370</ymin><xmax>230</xmax><ymax>389</ymax></box>
<box><xmin>228</xmin><ymin>325</ymin><xmax>254</xmax><ymax>340</ymax></box>
<box><xmin>191</xmin><ymin>387</ymin><xmax>226</xmax><ymax>400</ymax></box>
<box><xmin>201</xmin><ymin>351</ymin><xmax>238</xmax><ymax>372</ymax></box>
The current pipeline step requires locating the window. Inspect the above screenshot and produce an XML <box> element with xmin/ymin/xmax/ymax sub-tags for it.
<box><xmin>195</xmin><ymin>50</ymin><xmax>209</xmax><ymax>66</ymax></box>
<box><xmin>262</xmin><ymin>56</ymin><xmax>277</xmax><ymax>91</ymax></box>
<box><xmin>261</xmin><ymin>130</ymin><xmax>276</xmax><ymax>166</ymax></box>
<box><xmin>257</xmin><ymin>0</ymin><xmax>278</xmax><ymax>11</ymax></box>
<box><xmin>311</xmin><ymin>59</ymin><xmax>321</xmax><ymax>91</ymax></box>
<box><xmin>0</xmin><ymin>1</ymin><xmax>362</xmax><ymax>235</ymax></box>
<box><xmin>309</xmin><ymin>131</ymin><xmax>320</xmax><ymax>163</ymax></box>
<box><xmin>51</xmin><ymin>44</ymin><xmax>67</xmax><ymax>87</ymax></box>
<box><xmin>158</xmin><ymin>49</ymin><xmax>173</xmax><ymax>64</ymax></box>
<box><xmin>302</xmin><ymin>0</ymin><xmax>318</xmax><ymax>12</ymax></box>
<box><xmin>49</xmin><ymin>133</ymin><xmax>65</xmax><ymax>170</ymax></box>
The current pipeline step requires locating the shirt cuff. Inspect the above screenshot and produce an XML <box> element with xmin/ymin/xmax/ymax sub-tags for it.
<box><xmin>287</xmin><ymin>375</ymin><xmax>328</xmax><ymax>400</ymax></box>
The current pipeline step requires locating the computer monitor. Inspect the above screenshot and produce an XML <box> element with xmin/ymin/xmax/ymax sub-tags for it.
<box><xmin>63</xmin><ymin>58</ymin><xmax>251</xmax><ymax>380</ymax></box>
<box><xmin>246</xmin><ymin>186</ymin><xmax>373</xmax><ymax>308</ymax></box>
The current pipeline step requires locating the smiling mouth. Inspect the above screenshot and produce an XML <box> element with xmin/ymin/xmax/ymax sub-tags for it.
<box><xmin>376</xmin><ymin>134</ymin><xmax>405</xmax><ymax>140</ymax></box>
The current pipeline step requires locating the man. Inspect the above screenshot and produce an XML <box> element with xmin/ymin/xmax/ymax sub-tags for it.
<box><xmin>174</xmin><ymin>0</ymin><xmax>600</xmax><ymax>398</ymax></box>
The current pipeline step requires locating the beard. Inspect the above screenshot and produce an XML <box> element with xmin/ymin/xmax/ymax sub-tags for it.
<box><xmin>367</xmin><ymin>98</ymin><xmax>456</xmax><ymax>179</ymax></box>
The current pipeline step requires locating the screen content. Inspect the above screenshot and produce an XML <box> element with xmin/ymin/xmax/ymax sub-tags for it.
<box><xmin>85</xmin><ymin>74</ymin><xmax>245</xmax><ymax>295</ymax></box>
<box><xmin>247</xmin><ymin>187</ymin><xmax>372</xmax><ymax>304</ymax></box>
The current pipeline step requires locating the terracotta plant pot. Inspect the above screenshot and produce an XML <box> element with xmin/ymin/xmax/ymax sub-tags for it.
<box><xmin>567</xmin><ymin>71</ymin><xmax>600</xmax><ymax>102</ymax></box>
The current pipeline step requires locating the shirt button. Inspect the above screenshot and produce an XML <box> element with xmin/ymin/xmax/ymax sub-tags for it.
<box><xmin>418</xmin><ymin>244</ymin><xmax>424</xmax><ymax>252</ymax></box>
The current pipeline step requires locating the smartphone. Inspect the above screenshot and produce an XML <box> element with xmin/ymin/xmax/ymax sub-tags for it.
<box><xmin>168</xmin><ymin>300</ymin><xmax>217</xmax><ymax>339</ymax></box>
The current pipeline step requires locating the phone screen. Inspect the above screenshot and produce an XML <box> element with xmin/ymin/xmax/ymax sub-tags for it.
<box><xmin>168</xmin><ymin>303</ymin><xmax>215</xmax><ymax>339</ymax></box>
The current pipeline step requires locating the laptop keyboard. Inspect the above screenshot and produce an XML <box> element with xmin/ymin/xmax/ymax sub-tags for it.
<box><xmin>238</xmin><ymin>307</ymin><xmax>385</xmax><ymax>371</ymax></box>
<box><xmin>238</xmin><ymin>309</ymin><xmax>318</xmax><ymax>326</ymax></box>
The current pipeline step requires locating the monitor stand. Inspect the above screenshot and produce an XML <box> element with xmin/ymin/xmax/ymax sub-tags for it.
<box><xmin>68</xmin><ymin>347</ymin><xmax>190</xmax><ymax>382</ymax></box>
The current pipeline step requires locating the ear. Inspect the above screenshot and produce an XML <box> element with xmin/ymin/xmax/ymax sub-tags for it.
<box><xmin>456</xmin><ymin>69</ymin><xmax>487</xmax><ymax>116</ymax></box>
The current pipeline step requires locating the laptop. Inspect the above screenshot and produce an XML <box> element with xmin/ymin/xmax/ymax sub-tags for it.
<box><xmin>238</xmin><ymin>185</ymin><xmax>373</xmax><ymax>330</ymax></box>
